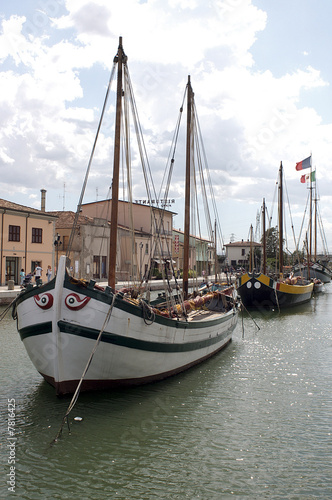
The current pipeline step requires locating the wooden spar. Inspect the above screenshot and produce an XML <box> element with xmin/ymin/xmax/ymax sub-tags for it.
<box><xmin>278</xmin><ymin>161</ymin><xmax>283</xmax><ymax>278</ymax></box>
<box><xmin>214</xmin><ymin>219</ymin><xmax>217</xmax><ymax>282</ymax></box>
<box><xmin>309</xmin><ymin>162</ymin><xmax>313</xmax><ymax>261</ymax></box>
<box><xmin>314</xmin><ymin>182</ymin><xmax>317</xmax><ymax>261</ymax></box>
<box><xmin>109</xmin><ymin>37</ymin><xmax>124</xmax><ymax>289</ymax></box>
<box><xmin>183</xmin><ymin>75</ymin><xmax>192</xmax><ymax>298</ymax></box>
<box><xmin>262</xmin><ymin>198</ymin><xmax>266</xmax><ymax>274</ymax></box>
<box><xmin>249</xmin><ymin>224</ymin><xmax>253</xmax><ymax>273</ymax></box>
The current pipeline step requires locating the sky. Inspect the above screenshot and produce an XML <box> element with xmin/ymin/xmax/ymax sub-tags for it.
<box><xmin>1</xmin><ymin>0</ymin><xmax>332</xmax><ymax>254</ymax></box>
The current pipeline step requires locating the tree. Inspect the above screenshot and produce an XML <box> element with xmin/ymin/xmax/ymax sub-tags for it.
<box><xmin>264</xmin><ymin>227</ymin><xmax>279</xmax><ymax>259</ymax></box>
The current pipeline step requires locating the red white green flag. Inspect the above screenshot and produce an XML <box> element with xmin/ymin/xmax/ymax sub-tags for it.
<box><xmin>300</xmin><ymin>171</ymin><xmax>316</xmax><ymax>183</ymax></box>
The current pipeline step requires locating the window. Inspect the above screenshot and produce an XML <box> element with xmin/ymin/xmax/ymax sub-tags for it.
<box><xmin>241</xmin><ymin>248</ymin><xmax>245</xmax><ymax>256</ymax></box>
<box><xmin>101</xmin><ymin>256</ymin><xmax>107</xmax><ymax>279</ymax></box>
<box><xmin>145</xmin><ymin>243</ymin><xmax>149</xmax><ymax>254</ymax></box>
<box><xmin>93</xmin><ymin>256</ymin><xmax>100</xmax><ymax>279</ymax></box>
<box><xmin>9</xmin><ymin>225</ymin><xmax>20</xmax><ymax>242</ymax></box>
<box><xmin>32</xmin><ymin>228</ymin><xmax>43</xmax><ymax>243</ymax></box>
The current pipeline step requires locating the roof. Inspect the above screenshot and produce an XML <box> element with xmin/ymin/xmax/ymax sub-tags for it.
<box><xmin>48</xmin><ymin>211</ymin><xmax>151</xmax><ymax>236</ymax></box>
<box><xmin>225</xmin><ymin>240</ymin><xmax>262</xmax><ymax>248</ymax></box>
<box><xmin>173</xmin><ymin>228</ymin><xmax>212</xmax><ymax>243</ymax></box>
<box><xmin>82</xmin><ymin>198</ymin><xmax>177</xmax><ymax>216</ymax></box>
<box><xmin>0</xmin><ymin>198</ymin><xmax>58</xmax><ymax>218</ymax></box>
<box><xmin>48</xmin><ymin>211</ymin><xmax>94</xmax><ymax>228</ymax></box>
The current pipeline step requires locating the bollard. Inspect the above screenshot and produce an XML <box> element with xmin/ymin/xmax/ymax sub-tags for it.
<box><xmin>8</xmin><ymin>280</ymin><xmax>14</xmax><ymax>290</ymax></box>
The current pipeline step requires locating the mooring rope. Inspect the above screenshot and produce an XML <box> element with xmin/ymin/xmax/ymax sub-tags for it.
<box><xmin>274</xmin><ymin>287</ymin><xmax>281</xmax><ymax>313</ymax></box>
<box><xmin>50</xmin><ymin>291</ymin><xmax>117</xmax><ymax>445</ymax></box>
<box><xmin>0</xmin><ymin>296</ymin><xmax>18</xmax><ymax>322</ymax></box>
<box><xmin>240</xmin><ymin>301</ymin><xmax>260</xmax><ymax>332</ymax></box>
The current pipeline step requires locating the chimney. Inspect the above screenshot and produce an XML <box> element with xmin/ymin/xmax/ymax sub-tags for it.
<box><xmin>40</xmin><ymin>189</ymin><xmax>46</xmax><ymax>212</ymax></box>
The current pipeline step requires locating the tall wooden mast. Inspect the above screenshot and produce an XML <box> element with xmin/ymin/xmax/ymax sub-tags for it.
<box><xmin>183</xmin><ymin>76</ymin><xmax>192</xmax><ymax>298</ymax></box>
<box><xmin>278</xmin><ymin>161</ymin><xmax>283</xmax><ymax>278</ymax></box>
<box><xmin>109</xmin><ymin>37</ymin><xmax>125</xmax><ymax>288</ymax></box>
<box><xmin>249</xmin><ymin>224</ymin><xmax>254</xmax><ymax>272</ymax></box>
<box><xmin>262</xmin><ymin>198</ymin><xmax>266</xmax><ymax>274</ymax></box>
<box><xmin>214</xmin><ymin>219</ymin><xmax>218</xmax><ymax>282</ymax></box>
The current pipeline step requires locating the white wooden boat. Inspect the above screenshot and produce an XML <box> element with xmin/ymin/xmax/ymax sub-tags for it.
<box><xmin>13</xmin><ymin>38</ymin><xmax>239</xmax><ymax>395</ymax></box>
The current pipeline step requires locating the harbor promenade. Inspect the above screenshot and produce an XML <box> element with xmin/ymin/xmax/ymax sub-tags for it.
<box><xmin>0</xmin><ymin>273</ymin><xmax>235</xmax><ymax>306</ymax></box>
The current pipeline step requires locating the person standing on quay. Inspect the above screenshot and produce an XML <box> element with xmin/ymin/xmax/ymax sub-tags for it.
<box><xmin>34</xmin><ymin>264</ymin><xmax>43</xmax><ymax>283</ymax></box>
<box><xmin>46</xmin><ymin>265</ymin><xmax>52</xmax><ymax>282</ymax></box>
<box><xmin>20</xmin><ymin>269</ymin><xmax>25</xmax><ymax>287</ymax></box>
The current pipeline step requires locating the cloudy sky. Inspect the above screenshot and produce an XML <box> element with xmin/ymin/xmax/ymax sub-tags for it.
<box><xmin>1</xmin><ymin>0</ymin><xmax>332</xmax><ymax>253</ymax></box>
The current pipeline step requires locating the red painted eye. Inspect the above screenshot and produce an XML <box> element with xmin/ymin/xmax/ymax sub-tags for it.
<box><xmin>34</xmin><ymin>293</ymin><xmax>54</xmax><ymax>310</ymax></box>
<box><xmin>65</xmin><ymin>293</ymin><xmax>91</xmax><ymax>310</ymax></box>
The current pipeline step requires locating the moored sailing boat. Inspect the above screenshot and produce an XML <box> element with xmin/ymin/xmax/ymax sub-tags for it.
<box><xmin>293</xmin><ymin>161</ymin><xmax>331</xmax><ymax>283</ymax></box>
<box><xmin>13</xmin><ymin>38</ymin><xmax>239</xmax><ymax>395</ymax></box>
<box><xmin>237</xmin><ymin>162</ymin><xmax>314</xmax><ymax>310</ymax></box>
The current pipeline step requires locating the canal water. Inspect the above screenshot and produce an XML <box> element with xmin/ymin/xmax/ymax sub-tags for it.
<box><xmin>1</xmin><ymin>286</ymin><xmax>331</xmax><ymax>499</ymax></box>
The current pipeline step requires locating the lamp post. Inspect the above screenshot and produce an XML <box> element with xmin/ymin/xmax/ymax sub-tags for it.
<box><xmin>54</xmin><ymin>233</ymin><xmax>62</xmax><ymax>275</ymax></box>
<box><xmin>139</xmin><ymin>242</ymin><xmax>143</xmax><ymax>279</ymax></box>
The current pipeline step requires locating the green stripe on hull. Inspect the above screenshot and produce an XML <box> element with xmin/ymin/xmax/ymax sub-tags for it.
<box><xmin>19</xmin><ymin>322</ymin><xmax>52</xmax><ymax>340</ymax></box>
<box><xmin>58</xmin><ymin>320</ymin><xmax>234</xmax><ymax>353</ymax></box>
<box><xmin>19</xmin><ymin>319</ymin><xmax>235</xmax><ymax>353</ymax></box>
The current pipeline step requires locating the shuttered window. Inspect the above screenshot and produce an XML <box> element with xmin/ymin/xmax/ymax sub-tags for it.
<box><xmin>9</xmin><ymin>225</ymin><xmax>20</xmax><ymax>242</ymax></box>
<box><xmin>32</xmin><ymin>227</ymin><xmax>43</xmax><ymax>243</ymax></box>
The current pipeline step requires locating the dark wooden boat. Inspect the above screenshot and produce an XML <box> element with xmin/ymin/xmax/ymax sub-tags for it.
<box><xmin>237</xmin><ymin>162</ymin><xmax>314</xmax><ymax>311</ymax></box>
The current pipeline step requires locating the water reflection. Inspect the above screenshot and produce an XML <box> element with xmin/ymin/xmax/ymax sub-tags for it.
<box><xmin>1</xmin><ymin>286</ymin><xmax>332</xmax><ymax>499</ymax></box>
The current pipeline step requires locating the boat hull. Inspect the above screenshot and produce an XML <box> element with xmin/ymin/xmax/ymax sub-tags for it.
<box><xmin>293</xmin><ymin>263</ymin><xmax>332</xmax><ymax>283</ymax></box>
<box><xmin>14</xmin><ymin>258</ymin><xmax>238</xmax><ymax>395</ymax></box>
<box><xmin>237</xmin><ymin>272</ymin><xmax>314</xmax><ymax>310</ymax></box>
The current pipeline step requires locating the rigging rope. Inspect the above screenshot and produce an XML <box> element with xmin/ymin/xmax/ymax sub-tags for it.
<box><xmin>66</xmin><ymin>62</ymin><xmax>117</xmax><ymax>259</ymax></box>
<box><xmin>50</xmin><ymin>291</ymin><xmax>117</xmax><ymax>445</ymax></box>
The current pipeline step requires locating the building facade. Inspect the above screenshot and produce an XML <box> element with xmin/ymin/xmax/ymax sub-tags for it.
<box><xmin>51</xmin><ymin>200</ymin><xmax>175</xmax><ymax>283</ymax></box>
<box><xmin>172</xmin><ymin>229</ymin><xmax>216</xmax><ymax>277</ymax></box>
<box><xmin>0</xmin><ymin>199</ymin><xmax>57</xmax><ymax>285</ymax></box>
<box><xmin>224</xmin><ymin>240</ymin><xmax>262</xmax><ymax>270</ymax></box>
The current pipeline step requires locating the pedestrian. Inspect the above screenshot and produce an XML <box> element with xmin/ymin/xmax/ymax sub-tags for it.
<box><xmin>20</xmin><ymin>269</ymin><xmax>25</xmax><ymax>287</ymax></box>
<box><xmin>34</xmin><ymin>264</ymin><xmax>43</xmax><ymax>283</ymax></box>
<box><xmin>46</xmin><ymin>265</ymin><xmax>52</xmax><ymax>282</ymax></box>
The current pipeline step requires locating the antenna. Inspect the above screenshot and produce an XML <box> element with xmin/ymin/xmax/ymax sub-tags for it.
<box><xmin>58</xmin><ymin>182</ymin><xmax>66</xmax><ymax>210</ymax></box>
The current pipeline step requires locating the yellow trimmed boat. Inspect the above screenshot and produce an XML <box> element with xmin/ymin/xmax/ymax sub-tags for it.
<box><xmin>237</xmin><ymin>272</ymin><xmax>313</xmax><ymax>310</ymax></box>
<box><xmin>237</xmin><ymin>162</ymin><xmax>314</xmax><ymax>310</ymax></box>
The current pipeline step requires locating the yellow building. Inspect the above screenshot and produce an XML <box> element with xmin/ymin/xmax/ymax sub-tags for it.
<box><xmin>0</xmin><ymin>198</ymin><xmax>57</xmax><ymax>285</ymax></box>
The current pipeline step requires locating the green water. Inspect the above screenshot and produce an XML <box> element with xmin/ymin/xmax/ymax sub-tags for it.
<box><xmin>1</xmin><ymin>287</ymin><xmax>331</xmax><ymax>499</ymax></box>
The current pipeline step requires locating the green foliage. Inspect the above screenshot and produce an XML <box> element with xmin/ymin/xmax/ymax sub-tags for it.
<box><xmin>263</xmin><ymin>226</ymin><xmax>279</xmax><ymax>259</ymax></box>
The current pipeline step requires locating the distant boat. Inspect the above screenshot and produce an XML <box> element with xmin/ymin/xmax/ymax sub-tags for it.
<box><xmin>237</xmin><ymin>162</ymin><xmax>314</xmax><ymax>310</ymax></box>
<box><xmin>13</xmin><ymin>38</ymin><xmax>239</xmax><ymax>396</ymax></box>
<box><xmin>293</xmin><ymin>163</ymin><xmax>331</xmax><ymax>283</ymax></box>
<box><xmin>312</xmin><ymin>278</ymin><xmax>324</xmax><ymax>294</ymax></box>
<box><xmin>293</xmin><ymin>262</ymin><xmax>331</xmax><ymax>284</ymax></box>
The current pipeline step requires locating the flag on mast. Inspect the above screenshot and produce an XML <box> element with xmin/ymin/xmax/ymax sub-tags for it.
<box><xmin>295</xmin><ymin>155</ymin><xmax>311</xmax><ymax>171</ymax></box>
<box><xmin>300</xmin><ymin>171</ymin><xmax>316</xmax><ymax>183</ymax></box>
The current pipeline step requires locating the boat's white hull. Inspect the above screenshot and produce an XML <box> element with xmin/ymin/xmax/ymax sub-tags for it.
<box><xmin>14</xmin><ymin>257</ymin><xmax>238</xmax><ymax>395</ymax></box>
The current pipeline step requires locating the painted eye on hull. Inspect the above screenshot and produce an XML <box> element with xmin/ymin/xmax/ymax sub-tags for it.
<box><xmin>65</xmin><ymin>293</ymin><xmax>91</xmax><ymax>310</ymax></box>
<box><xmin>34</xmin><ymin>293</ymin><xmax>54</xmax><ymax>310</ymax></box>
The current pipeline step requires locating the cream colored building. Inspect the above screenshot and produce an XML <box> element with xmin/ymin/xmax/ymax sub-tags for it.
<box><xmin>224</xmin><ymin>240</ymin><xmax>262</xmax><ymax>270</ymax></box>
<box><xmin>0</xmin><ymin>198</ymin><xmax>57</xmax><ymax>285</ymax></box>
<box><xmin>51</xmin><ymin>200</ymin><xmax>175</xmax><ymax>283</ymax></box>
<box><xmin>80</xmin><ymin>199</ymin><xmax>174</xmax><ymax>281</ymax></box>
<box><xmin>172</xmin><ymin>228</ymin><xmax>216</xmax><ymax>277</ymax></box>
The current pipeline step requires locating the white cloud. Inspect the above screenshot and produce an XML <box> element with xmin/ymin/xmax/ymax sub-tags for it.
<box><xmin>0</xmin><ymin>0</ymin><xmax>331</xmax><ymax>251</ymax></box>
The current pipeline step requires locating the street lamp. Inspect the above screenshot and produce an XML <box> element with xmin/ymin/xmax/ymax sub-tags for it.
<box><xmin>139</xmin><ymin>242</ymin><xmax>143</xmax><ymax>279</ymax></box>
